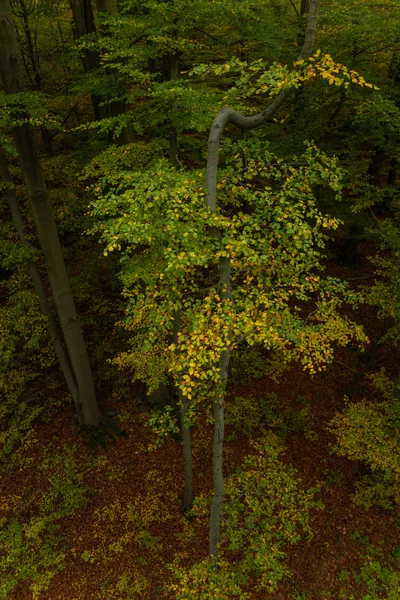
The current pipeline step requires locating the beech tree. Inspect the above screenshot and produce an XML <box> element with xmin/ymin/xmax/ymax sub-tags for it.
<box><xmin>0</xmin><ymin>0</ymin><xmax>100</xmax><ymax>426</ymax></box>
<box><xmin>0</xmin><ymin>148</ymin><xmax>79</xmax><ymax>408</ymax></box>
<box><xmin>88</xmin><ymin>3</ymin><xmax>373</xmax><ymax>570</ymax></box>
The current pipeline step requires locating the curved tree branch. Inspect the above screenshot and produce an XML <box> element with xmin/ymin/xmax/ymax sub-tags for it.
<box><xmin>205</xmin><ymin>0</ymin><xmax>320</xmax><ymax>212</ymax></box>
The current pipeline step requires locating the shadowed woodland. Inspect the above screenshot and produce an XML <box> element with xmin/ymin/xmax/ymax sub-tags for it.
<box><xmin>1</xmin><ymin>0</ymin><xmax>400</xmax><ymax>598</ymax></box>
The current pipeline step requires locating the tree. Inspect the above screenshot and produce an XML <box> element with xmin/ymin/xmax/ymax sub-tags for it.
<box><xmin>68</xmin><ymin>0</ymin><xmax>103</xmax><ymax>120</ymax></box>
<box><xmin>0</xmin><ymin>147</ymin><xmax>79</xmax><ymax>409</ymax></box>
<box><xmin>0</xmin><ymin>0</ymin><xmax>100</xmax><ymax>426</ymax></box>
<box><xmin>86</xmin><ymin>0</ymin><xmax>377</xmax><ymax>563</ymax></box>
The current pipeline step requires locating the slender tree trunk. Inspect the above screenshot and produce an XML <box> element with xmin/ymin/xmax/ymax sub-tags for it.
<box><xmin>0</xmin><ymin>0</ymin><xmax>100</xmax><ymax>426</ymax></box>
<box><xmin>166</xmin><ymin>40</ymin><xmax>192</xmax><ymax>508</ymax></box>
<box><xmin>179</xmin><ymin>394</ymin><xmax>193</xmax><ymax>511</ymax></box>
<box><xmin>294</xmin><ymin>0</ymin><xmax>311</xmax><ymax>110</ymax></box>
<box><xmin>209</xmin><ymin>259</ymin><xmax>231</xmax><ymax>561</ymax></box>
<box><xmin>96</xmin><ymin>0</ymin><xmax>118</xmax><ymax>12</ymax></box>
<box><xmin>95</xmin><ymin>0</ymin><xmax>134</xmax><ymax>144</ymax></box>
<box><xmin>367</xmin><ymin>143</ymin><xmax>387</xmax><ymax>188</ymax></box>
<box><xmin>68</xmin><ymin>0</ymin><xmax>102</xmax><ymax>120</ymax></box>
<box><xmin>170</xmin><ymin>185</ymin><xmax>192</xmax><ymax>509</ymax></box>
<box><xmin>0</xmin><ymin>148</ymin><xmax>80</xmax><ymax>413</ymax></box>
<box><xmin>204</xmin><ymin>0</ymin><xmax>321</xmax><ymax>562</ymax></box>
<box><xmin>168</xmin><ymin>51</ymin><xmax>179</xmax><ymax>166</ymax></box>
<box><xmin>387</xmin><ymin>157</ymin><xmax>398</xmax><ymax>186</ymax></box>
<box><xmin>11</xmin><ymin>0</ymin><xmax>53</xmax><ymax>153</ymax></box>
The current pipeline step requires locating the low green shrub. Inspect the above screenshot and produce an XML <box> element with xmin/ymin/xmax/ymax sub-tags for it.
<box><xmin>184</xmin><ymin>432</ymin><xmax>322</xmax><ymax>596</ymax></box>
<box><xmin>225</xmin><ymin>392</ymin><xmax>317</xmax><ymax>441</ymax></box>
<box><xmin>329</xmin><ymin>387</ymin><xmax>400</xmax><ymax>509</ymax></box>
<box><xmin>0</xmin><ymin>445</ymin><xmax>87</xmax><ymax>599</ymax></box>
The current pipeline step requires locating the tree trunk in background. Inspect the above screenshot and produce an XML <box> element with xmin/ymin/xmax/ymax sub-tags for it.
<box><xmin>68</xmin><ymin>0</ymin><xmax>103</xmax><ymax>121</ymax></box>
<box><xmin>208</xmin><ymin>262</ymin><xmax>230</xmax><ymax>561</ymax></box>
<box><xmin>11</xmin><ymin>0</ymin><xmax>53</xmax><ymax>154</ymax></box>
<box><xmin>387</xmin><ymin>157</ymin><xmax>398</xmax><ymax>187</ymax></box>
<box><xmin>96</xmin><ymin>0</ymin><xmax>118</xmax><ymax>12</ymax></box>
<box><xmin>367</xmin><ymin>143</ymin><xmax>387</xmax><ymax>188</ymax></box>
<box><xmin>0</xmin><ymin>148</ymin><xmax>80</xmax><ymax>412</ymax></box>
<box><xmin>168</xmin><ymin>44</ymin><xmax>192</xmax><ymax>505</ymax></box>
<box><xmin>173</xmin><ymin>312</ymin><xmax>193</xmax><ymax>511</ymax></box>
<box><xmin>294</xmin><ymin>0</ymin><xmax>312</xmax><ymax>111</ymax></box>
<box><xmin>179</xmin><ymin>393</ymin><xmax>193</xmax><ymax>511</ymax></box>
<box><xmin>301</xmin><ymin>0</ymin><xmax>310</xmax><ymax>15</ymax></box>
<box><xmin>168</xmin><ymin>51</ymin><xmax>179</xmax><ymax>166</ymax></box>
<box><xmin>95</xmin><ymin>0</ymin><xmax>134</xmax><ymax>144</ymax></box>
<box><xmin>0</xmin><ymin>0</ymin><xmax>100</xmax><ymax>426</ymax></box>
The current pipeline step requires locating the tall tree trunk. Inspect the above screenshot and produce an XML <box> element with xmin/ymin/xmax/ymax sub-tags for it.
<box><xmin>168</xmin><ymin>51</ymin><xmax>179</xmax><ymax>166</ymax></box>
<box><xmin>208</xmin><ymin>259</ymin><xmax>231</xmax><ymax>561</ymax></box>
<box><xmin>11</xmin><ymin>0</ymin><xmax>53</xmax><ymax>153</ymax></box>
<box><xmin>180</xmin><ymin>394</ymin><xmax>193</xmax><ymax>510</ymax></box>
<box><xmin>387</xmin><ymin>157</ymin><xmax>398</xmax><ymax>187</ymax></box>
<box><xmin>95</xmin><ymin>0</ymin><xmax>133</xmax><ymax>144</ymax></box>
<box><xmin>96</xmin><ymin>0</ymin><xmax>118</xmax><ymax>12</ymax></box>
<box><xmin>168</xmin><ymin>30</ymin><xmax>192</xmax><ymax>503</ymax></box>
<box><xmin>0</xmin><ymin>0</ymin><xmax>100</xmax><ymax>426</ymax></box>
<box><xmin>204</xmin><ymin>0</ymin><xmax>321</xmax><ymax>562</ymax></box>
<box><xmin>0</xmin><ymin>148</ymin><xmax>80</xmax><ymax>413</ymax></box>
<box><xmin>367</xmin><ymin>142</ymin><xmax>387</xmax><ymax>188</ymax></box>
<box><xmin>68</xmin><ymin>0</ymin><xmax>102</xmax><ymax>120</ymax></box>
<box><xmin>294</xmin><ymin>0</ymin><xmax>312</xmax><ymax>111</ymax></box>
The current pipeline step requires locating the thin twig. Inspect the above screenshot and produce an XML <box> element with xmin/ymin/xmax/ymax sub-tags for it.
<box><xmin>345</xmin><ymin>275</ymin><xmax>377</xmax><ymax>281</ymax></box>
<box><xmin>303</xmin><ymin>308</ymin><xmax>318</xmax><ymax>326</ymax></box>
<box><xmin>332</xmin><ymin>360</ymin><xmax>358</xmax><ymax>374</ymax></box>
<box><xmin>370</xmin><ymin>206</ymin><xmax>380</xmax><ymax>225</ymax></box>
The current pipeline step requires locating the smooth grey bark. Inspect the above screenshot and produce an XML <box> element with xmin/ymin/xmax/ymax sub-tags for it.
<box><xmin>180</xmin><ymin>395</ymin><xmax>193</xmax><ymax>510</ymax></box>
<box><xmin>0</xmin><ymin>0</ymin><xmax>100</xmax><ymax>426</ymax></box>
<box><xmin>0</xmin><ymin>148</ymin><xmax>80</xmax><ymax>411</ymax></box>
<box><xmin>205</xmin><ymin>0</ymin><xmax>321</xmax><ymax>562</ymax></box>
<box><xmin>208</xmin><ymin>259</ymin><xmax>231</xmax><ymax>560</ymax></box>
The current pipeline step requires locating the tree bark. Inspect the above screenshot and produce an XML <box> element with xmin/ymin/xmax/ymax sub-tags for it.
<box><xmin>95</xmin><ymin>0</ymin><xmax>134</xmax><ymax>144</ymax></box>
<box><xmin>179</xmin><ymin>393</ymin><xmax>193</xmax><ymax>511</ymax></box>
<box><xmin>0</xmin><ymin>0</ymin><xmax>100</xmax><ymax>426</ymax></box>
<box><xmin>205</xmin><ymin>0</ymin><xmax>321</xmax><ymax>562</ymax></box>
<box><xmin>387</xmin><ymin>157</ymin><xmax>397</xmax><ymax>187</ymax></box>
<box><xmin>367</xmin><ymin>142</ymin><xmax>387</xmax><ymax>188</ymax></box>
<box><xmin>208</xmin><ymin>259</ymin><xmax>231</xmax><ymax>561</ymax></box>
<box><xmin>0</xmin><ymin>148</ymin><xmax>80</xmax><ymax>412</ymax></box>
<box><xmin>96</xmin><ymin>0</ymin><xmax>118</xmax><ymax>13</ymax></box>
<box><xmin>11</xmin><ymin>0</ymin><xmax>53</xmax><ymax>153</ymax></box>
<box><xmin>68</xmin><ymin>0</ymin><xmax>102</xmax><ymax>120</ymax></box>
<box><xmin>168</xmin><ymin>51</ymin><xmax>179</xmax><ymax>166</ymax></box>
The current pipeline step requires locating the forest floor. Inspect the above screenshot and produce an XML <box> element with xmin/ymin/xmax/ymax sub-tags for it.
<box><xmin>2</xmin><ymin>241</ymin><xmax>400</xmax><ymax>600</ymax></box>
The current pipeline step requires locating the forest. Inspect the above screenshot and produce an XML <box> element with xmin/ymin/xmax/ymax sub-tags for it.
<box><xmin>0</xmin><ymin>0</ymin><xmax>400</xmax><ymax>598</ymax></box>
